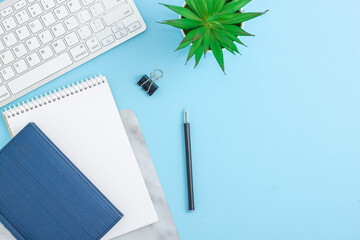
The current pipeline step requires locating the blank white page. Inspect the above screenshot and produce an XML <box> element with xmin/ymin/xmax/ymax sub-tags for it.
<box><xmin>3</xmin><ymin>76</ymin><xmax>158</xmax><ymax>240</ymax></box>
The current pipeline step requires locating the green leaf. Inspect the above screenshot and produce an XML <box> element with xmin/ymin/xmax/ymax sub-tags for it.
<box><xmin>203</xmin><ymin>28</ymin><xmax>211</xmax><ymax>55</ymax></box>
<box><xmin>219</xmin><ymin>41</ymin><xmax>234</xmax><ymax>54</ymax></box>
<box><xmin>216</xmin><ymin>13</ymin><xmax>238</xmax><ymax>21</ymax></box>
<box><xmin>185</xmin><ymin>0</ymin><xmax>200</xmax><ymax>16</ymax></box>
<box><xmin>217</xmin><ymin>11</ymin><xmax>268</xmax><ymax>25</ymax></box>
<box><xmin>193</xmin><ymin>0</ymin><xmax>208</xmax><ymax>19</ymax></box>
<box><xmin>226</xmin><ymin>31</ymin><xmax>247</xmax><ymax>47</ymax></box>
<box><xmin>210</xmin><ymin>34</ymin><xmax>225</xmax><ymax>73</ymax></box>
<box><xmin>209</xmin><ymin>21</ymin><xmax>229</xmax><ymax>39</ymax></box>
<box><xmin>194</xmin><ymin>43</ymin><xmax>204</xmax><ymax>68</ymax></box>
<box><xmin>206</xmin><ymin>13</ymin><xmax>220</xmax><ymax>22</ymax></box>
<box><xmin>176</xmin><ymin>27</ymin><xmax>205</xmax><ymax>50</ymax></box>
<box><xmin>223</xmin><ymin>25</ymin><xmax>254</xmax><ymax>36</ymax></box>
<box><xmin>209</xmin><ymin>21</ymin><xmax>225</xmax><ymax>32</ymax></box>
<box><xmin>160</xmin><ymin>4</ymin><xmax>202</xmax><ymax>21</ymax></box>
<box><xmin>213</xmin><ymin>0</ymin><xmax>226</xmax><ymax>14</ymax></box>
<box><xmin>213</xmin><ymin>28</ymin><xmax>233</xmax><ymax>53</ymax></box>
<box><xmin>186</xmin><ymin>35</ymin><xmax>204</xmax><ymax>63</ymax></box>
<box><xmin>229</xmin><ymin>40</ymin><xmax>240</xmax><ymax>54</ymax></box>
<box><xmin>211</xmin><ymin>23</ymin><xmax>240</xmax><ymax>55</ymax></box>
<box><xmin>176</xmin><ymin>28</ymin><xmax>197</xmax><ymax>50</ymax></box>
<box><xmin>220</xmin><ymin>0</ymin><xmax>251</xmax><ymax>14</ymax></box>
<box><xmin>159</xmin><ymin>19</ymin><xmax>203</xmax><ymax>30</ymax></box>
<box><xmin>205</xmin><ymin>0</ymin><xmax>215</xmax><ymax>15</ymax></box>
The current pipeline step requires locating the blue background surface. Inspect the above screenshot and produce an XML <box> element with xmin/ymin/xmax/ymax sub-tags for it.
<box><xmin>1</xmin><ymin>0</ymin><xmax>360</xmax><ymax>239</ymax></box>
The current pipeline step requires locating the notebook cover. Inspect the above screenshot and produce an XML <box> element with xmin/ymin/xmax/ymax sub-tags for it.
<box><xmin>0</xmin><ymin>123</ymin><xmax>123</xmax><ymax>240</ymax></box>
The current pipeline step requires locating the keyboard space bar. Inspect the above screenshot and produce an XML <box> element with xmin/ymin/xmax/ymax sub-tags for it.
<box><xmin>8</xmin><ymin>53</ymin><xmax>73</xmax><ymax>94</ymax></box>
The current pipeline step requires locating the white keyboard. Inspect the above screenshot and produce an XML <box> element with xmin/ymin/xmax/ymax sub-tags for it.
<box><xmin>0</xmin><ymin>0</ymin><xmax>146</xmax><ymax>107</ymax></box>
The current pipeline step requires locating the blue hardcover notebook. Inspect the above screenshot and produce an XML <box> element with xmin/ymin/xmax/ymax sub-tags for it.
<box><xmin>0</xmin><ymin>123</ymin><xmax>123</xmax><ymax>240</ymax></box>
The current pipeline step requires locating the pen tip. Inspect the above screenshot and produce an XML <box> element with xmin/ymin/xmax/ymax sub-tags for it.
<box><xmin>184</xmin><ymin>107</ymin><xmax>188</xmax><ymax>123</ymax></box>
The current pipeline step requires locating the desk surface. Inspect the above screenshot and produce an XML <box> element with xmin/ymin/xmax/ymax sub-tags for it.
<box><xmin>1</xmin><ymin>0</ymin><xmax>360</xmax><ymax>239</ymax></box>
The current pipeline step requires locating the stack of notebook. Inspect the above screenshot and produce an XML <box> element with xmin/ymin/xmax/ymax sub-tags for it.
<box><xmin>1</xmin><ymin>76</ymin><xmax>159</xmax><ymax>239</ymax></box>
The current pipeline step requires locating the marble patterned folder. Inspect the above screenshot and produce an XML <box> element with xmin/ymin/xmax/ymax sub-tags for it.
<box><xmin>0</xmin><ymin>109</ymin><xmax>180</xmax><ymax>240</ymax></box>
<box><xmin>116</xmin><ymin>109</ymin><xmax>180</xmax><ymax>240</ymax></box>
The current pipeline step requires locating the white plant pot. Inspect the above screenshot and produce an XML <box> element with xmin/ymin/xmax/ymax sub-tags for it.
<box><xmin>180</xmin><ymin>2</ymin><xmax>245</xmax><ymax>52</ymax></box>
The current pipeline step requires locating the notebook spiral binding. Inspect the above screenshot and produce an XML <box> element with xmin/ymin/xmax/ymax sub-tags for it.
<box><xmin>4</xmin><ymin>75</ymin><xmax>106</xmax><ymax>119</ymax></box>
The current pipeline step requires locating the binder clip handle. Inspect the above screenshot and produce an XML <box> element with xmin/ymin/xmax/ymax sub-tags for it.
<box><xmin>137</xmin><ymin>69</ymin><xmax>164</xmax><ymax>96</ymax></box>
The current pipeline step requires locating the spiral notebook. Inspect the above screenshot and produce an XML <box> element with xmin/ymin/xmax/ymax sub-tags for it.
<box><xmin>2</xmin><ymin>75</ymin><xmax>158</xmax><ymax>239</ymax></box>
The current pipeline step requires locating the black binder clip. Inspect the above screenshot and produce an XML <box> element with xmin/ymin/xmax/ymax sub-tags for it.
<box><xmin>137</xmin><ymin>69</ymin><xmax>164</xmax><ymax>96</ymax></box>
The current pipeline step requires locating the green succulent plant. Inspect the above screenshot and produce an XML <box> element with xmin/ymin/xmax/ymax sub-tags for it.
<box><xmin>159</xmin><ymin>0</ymin><xmax>268</xmax><ymax>73</ymax></box>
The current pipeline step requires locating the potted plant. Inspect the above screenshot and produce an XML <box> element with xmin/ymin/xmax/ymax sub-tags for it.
<box><xmin>159</xmin><ymin>0</ymin><xmax>268</xmax><ymax>73</ymax></box>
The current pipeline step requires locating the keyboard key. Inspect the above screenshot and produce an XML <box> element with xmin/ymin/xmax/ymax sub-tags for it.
<box><xmin>101</xmin><ymin>35</ymin><xmax>115</xmax><ymax>46</ymax></box>
<box><xmin>77</xmin><ymin>9</ymin><xmax>91</xmax><ymax>23</ymax></box>
<box><xmin>1</xmin><ymin>7</ymin><xmax>14</xmax><ymax>17</ymax></box>
<box><xmin>77</xmin><ymin>25</ymin><xmax>92</xmax><ymax>40</ymax></box>
<box><xmin>111</xmin><ymin>22</ymin><xmax>125</xmax><ymax>33</ymax></box>
<box><xmin>28</xmin><ymin>3</ymin><xmax>43</xmax><ymax>17</ymax></box>
<box><xmin>0</xmin><ymin>85</ymin><xmax>11</xmax><ymax>102</ymax></box>
<box><xmin>81</xmin><ymin>0</ymin><xmax>95</xmax><ymax>6</ymax></box>
<box><xmin>65</xmin><ymin>32</ymin><xmax>79</xmax><ymax>47</ymax></box>
<box><xmin>56</xmin><ymin>0</ymin><xmax>67</xmax><ymax>3</ymax></box>
<box><xmin>41</xmin><ymin>12</ymin><xmax>56</xmax><ymax>27</ymax></box>
<box><xmin>115</xmin><ymin>29</ymin><xmax>127</xmax><ymax>39</ymax></box>
<box><xmin>103</xmin><ymin>4</ymin><xmax>133</xmax><ymax>26</ymax></box>
<box><xmin>70</xmin><ymin>44</ymin><xmax>89</xmax><ymax>61</ymax></box>
<box><xmin>14</xmin><ymin>59</ymin><xmax>28</xmax><ymax>74</ymax></box>
<box><xmin>0</xmin><ymin>25</ymin><xmax>4</xmax><ymax>36</ymax></box>
<box><xmin>86</xmin><ymin>37</ymin><xmax>101</xmax><ymax>53</ymax></box>
<box><xmin>90</xmin><ymin>3</ymin><xmax>104</xmax><ymax>17</ymax></box>
<box><xmin>2</xmin><ymin>17</ymin><xmax>18</xmax><ymax>31</ymax></box>
<box><xmin>39</xmin><ymin>30</ymin><xmax>53</xmax><ymax>44</ymax></box>
<box><xmin>67</xmin><ymin>0</ymin><xmax>82</xmax><ymax>13</ymax></box>
<box><xmin>26</xmin><ymin>52</ymin><xmax>41</xmax><ymax>67</ymax></box>
<box><xmin>15</xmin><ymin>10</ymin><xmax>30</xmax><ymax>24</ymax></box>
<box><xmin>51</xmin><ymin>23</ymin><xmax>66</xmax><ymax>37</ymax></box>
<box><xmin>3</xmin><ymin>33</ymin><xmax>18</xmax><ymax>47</ymax></box>
<box><xmin>90</xmin><ymin>19</ymin><xmax>105</xmax><ymax>33</ymax></box>
<box><xmin>15</xmin><ymin>26</ymin><xmax>31</xmax><ymax>40</ymax></box>
<box><xmin>26</xmin><ymin>36</ymin><xmax>40</xmax><ymax>51</ymax></box>
<box><xmin>103</xmin><ymin>0</ymin><xmax>125</xmax><ymax>10</ymax></box>
<box><xmin>1</xmin><ymin>66</ymin><xmax>16</xmax><ymax>81</ymax></box>
<box><xmin>0</xmin><ymin>50</ymin><xmax>15</xmax><ymax>65</ymax></box>
<box><xmin>13</xmin><ymin>43</ymin><xmax>28</xmax><ymax>58</ymax></box>
<box><xmin>52</xmin><ymin>39</ymin><xmax>66</xmax><ymax>53</ymax></box>
<box><xmin>128</xmin><ymin>21</ymin><xmax>141</xmax><ymax>32</ymax></box>
<box><xmin>0</xmin><ymin>40</ymin><xmax>4</xmax><ymax>52</ymax></box>
<box><xmin>64</xmin><ymin>16</ymin><xmax>79</xmax><ymax>31</ymax></box>
<box><xmin>39</xmin><ymin>46</ymin><xmax>54</xmax><ymax>60</ymax></box>
<box><xmin>29</xmin><ymin>19</ymin><xmax>43</xmax><ymax>33</ymax></box>
<box><xmin>40</xmin><ymin>0</ymin><xmax>56</xmax><ymax>11</ymax></box>
<box><xmin>54</xmin><ymin>5</ymin><xmax>69</xmax><ymax>20</ymax></box>
<box><xmin>8</xmin><ymin>52</ymin><xmax>73</xmax><ymax>94</ymax></box>
<box><xmin>14</xmin><ymin>0</ymin><xmax>27</xmax><ymax>10</ymax></box>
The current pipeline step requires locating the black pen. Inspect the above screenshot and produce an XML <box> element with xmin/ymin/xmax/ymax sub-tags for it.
<box><xmin>184</xmin><ymin>108</ymin><xmax>195</xmax><ymax>211</ymax></box>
